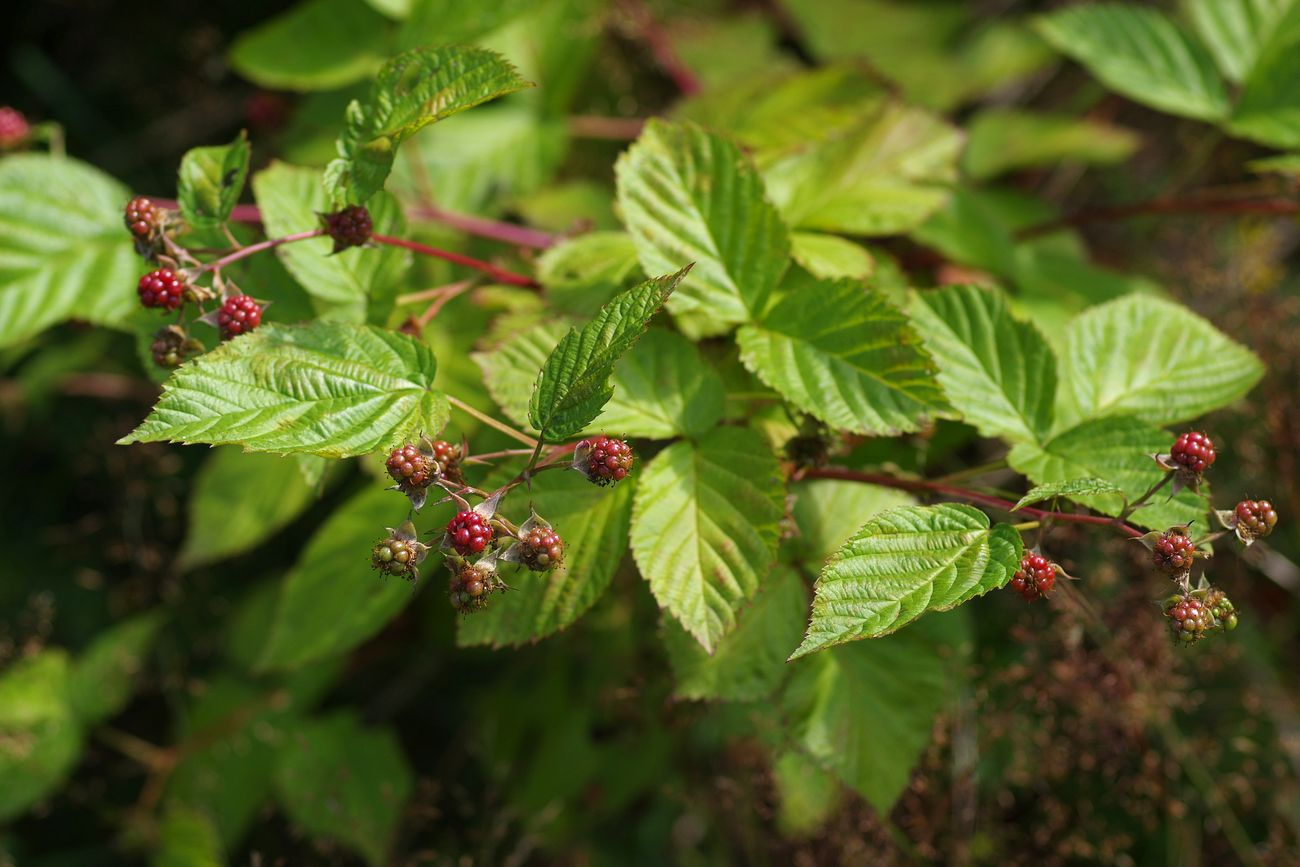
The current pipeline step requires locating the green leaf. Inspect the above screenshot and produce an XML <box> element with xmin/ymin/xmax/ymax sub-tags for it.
<box><xmin>251</xmin><ymin>162</ymin><xmax>410</xmax><ymax>315</ymax></box>
<box><xmin>737</xmin><ymin>273</ymin><xmax>949</xmax><ymax>436</ymax></box>
<box><xmin>616</xmin><ymin>120</ymin><xmax>791</xmax><ymax>329</ymax></box>
<box><xmin>457</xmin><ymin>468</ymin><xmax>635</xmax><ymax>648</ymax></box>
<box><xmin>273</xmin><ymin>712</ymin><xmax>413</xmax><ymax>866</ymax></box>
<box><xmin>909</xmin><ymin>284</ymin><xmax>1057</xmax><ymax>444</ymax></box>
<box><xmin>589</xmin><ymin>328</ymin><xmax>725</xmax><ymax>439</ymax></box>
<box><xmin>791</xmin><ymin>504</ymin><xmax>1021</xmax><ymax>659</ymax></box>
<box><xmin>177</xmin><ymin>132</ymin><xmax>251</xmax><ymax>230</ymax></box>
<box><xmin>474</xmin><ymin>319</ymin><xmax>568</xmax><ymax>431</ymax></box>
<box><xmin>528</xmin><ymin>267</ymin><xmax>690</xmax><ymax>440</ymax></box>
<box><xmin>0</xmin><ymin>651</ymin><xmax>84</xmax><ymax>822</ymax></box>
<box><xmin>962</xmin><ymin>108</ymin><xmax>1140</xmax><ymax>179</ymax></box>
<box><xmin>789</xmin><ymin>232</ymin><xmax>875</xmax><ymax>281</ymax></box>
<box><xmin>537</xmin><ymin>231</ymin><xmax>643</xmax><ymax>317</ymax></box>
<box><xmin>119</xmin><ymin>321</ymin><xmax>449</xmax><ymax>459</ymax></box>
<box><xmin>67</xmin><ymin>612</ymin><xmax>164</xmax><ymax>726</ymax></box>
<box><xmin>1057</xmin><ymin>294</ymin><xmax>1264</xmax><ymax>428</ymax></box>
<box><xmin>662</xmin><ymin>566</ymin><xmax>807</xmax><ymax>701</ymax></box>
<box><xmin>229</xmin><ymin>0</ymin><xmax>388</xmax><ymax>91</ymax></box>
<box><xmin>1185</xmin><ymin>0</ymin><xmax>1300</xmax><ymax>84</ymax></box>
<box><xmin>0</xmin><ymin>154</ymin><xmax>137</xmax><ymax>349</ymax></box>
<box><xmin>1034</xmin><ymin>4</ymin><xmax>1229</xmax><ymax>122</ymax></box>
<box><xmin>787</xmin><ymin>479</ymin><xmax>916</xmax><ymax>568</ymax></box>
<box><xmin>1013</xmin><ymin>478</ymin><xmax>1124</xmax><ymax>511</ymax></box>
<box><xmin>325</xmin><ymin>45</ymin><xmax>533</xmax><ymax>203</ymax></box>
<box><xmin>152</xmin><ymin>806</ymin><xmax>225</xmax><ymax>867</ymax></box>
<box><xmin>1226</xmin><ymin>8</ymin><xmax>1300</xmax><ymax>147</ymax></box>
<box><xmin>782</xmin><ymin>613</ymin><xmax>964</xmax><ymax>813</ymax></box>
<box><xmin>179</xmin><ymin>449</ymin><xmax>318</xmax><ymax>569</ymax></box>
<box><xmin>1008</xmin><ymin>415</ymin><xmax>1209</xmax><ymax>531</ymax></box>
<box><xmin>762</xmin><ymin>100</ymin><xmax>962</xmax><ymax>235</ymax></box>
<box><xmin>257</xmin><ymin>487</ymin><xmax>424</xmax><ymax>671</ymax></box>
<box><xmin>631</xmin><ymin>426</ymin><xmax>785</xmax><ymax>652</ymax></box>
<box><xmin>773</xmin><ymin>750</ymin><xmax>841</xmax><ymax>837</ymax></box>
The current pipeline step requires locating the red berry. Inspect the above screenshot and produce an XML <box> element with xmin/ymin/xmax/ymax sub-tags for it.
<box><xmin>386</xmin><ymin>444</ymin><xmax>436</xmax><ymax>491</ymax></box>
<box><xmin>516</xmin><ymin>526</ymin><xmax>565</xmax><ymax>572</ymax></box>
<box><xmin>445</xmin><ymin>510</ymin><xmax>493</xmax><ymax>556</ymax></box>
<box><xmin>124</xmin><ymin>196</ymin><xmax>160</xmax><ymax>241</ymax></box>
<box><xmin>1008</xmin><ymin>552</ymin><xmax>1055</xmax><ymax>601</ymax></box>
<box><xmin>575</xmin><ymin>435</ymin><xmax>634</xmax><ymax>486</ymax></box>
<box><xmin>428</xmin><ymin>439</ymin><xmax>464</xmax><ymax>484</ymax></box>
<box><xmin>322</xmin><ymin>205</ymin><xmax>373</xmax><ymax>253</ymax></box>
<box><xmin>0</xmin><ymin>107</ymin><xmax>31</xmax><ymax>149</ymax></box>
<box><xmin>217</xmin><ymin>295</ymin><xmax>263</xmax><ymax>340</ymax></box>
<box><xmin>1152</xmin><ymin>530</ymin><xmax>1197</xmax><ymax>575</ymax></box>
<box><xmin>1170</xmin><ymin>431</ymin><xmax>1216</xmax><ymax>475</ymax></box>
<box><xmin>1234</xmin><ymin>499</ymin><xmax>1277</xmax><ymax>540</ymax></box>
<box><xmin>137</xmin><ymin>268</ymin><xmax>186</xmax><ymax>311</ymax></box>
<box><xmin>448</xmin><ymin>559</ymin><xmax>501</xmax><ymax>613</ymax></box>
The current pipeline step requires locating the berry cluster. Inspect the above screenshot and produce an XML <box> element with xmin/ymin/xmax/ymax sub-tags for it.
<box><xmin>150</xmin><ymin>325</ymin><xmax>202</xmax><ymax>369</ymax></box>
<box><xmin>370</xmin><ymin>522</ymin><xmax>429</xmax><ymax>581</ymax></box>
<box><xmin>1163</xmin><ymin>586</ymin><xmax>1238</xmax><ymax>643</ymax></box>
<box><xmin>0</xmin><ymin>107</ymin><xmax>29</xmax><ymax>150</ymax></box>
<box><xmin>1170</xmin><ymin>431</ymin><xmax>1216</xmax><ymax>474</ymax></box>
<box><xmin>445</xmin><ymin>510</ymin><xmax>494</xmax><ymax>556</ymax></box>
<box><xmin>1152</xmin><ymin>529</ymin><xmax>1197</xmax><ymax>576</ymax></box>
<box><xmin>574</xmin><ymin>435</ymin><xmax>634</xmax><ymax>486</ymax></box>
<box><xmin>216</xmin><ymin>295</ymin><xmax>263</xmax><ymax>340</ymax></box>
<box><xmin>137</xmin><ymin>268</ymin><xmax>187</xmax><ymax>311</ymax></box>
<box><xmin>124</xmin><ymin>196</ymin><xmax>162</xmax><ymax>243</ymax></box>
<box><xmin>323</xmin><ymin>205</ymin><xmax>373</xmax><ymax>253</ymax></box>
<box><xmin>1233</xmin><ymin>499</ymin><xmax>1277</xmax><ymax>543</ymax></box>
<box><xmin>1009</xmin><ymin>552</ymin><xmax>1056</xmax><ymax>601</ymax></box>
<box><xmin>448</xmin><ymin>558</ymin><xmax>503</xmax><ymax>614</ymax></box>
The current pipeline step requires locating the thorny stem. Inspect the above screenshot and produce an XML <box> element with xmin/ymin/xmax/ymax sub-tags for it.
<box><xmin>802</xmin><ymin>467</ymin><xmax>1145</xmax><ymax>539</ymax></box>
<box><xmin>371</xmin><ymin>234</ymin><xmax>540</xmax><ymax>287</ymax></box>
<box><xmin>465</xmin><ymin>448</ymin><xmax>538</xmax><ymax>463</ymax></box>
<box><xmin>196</xmin><ymin>229</ymin><xmax>324</xmax><ymax>273</ymax></box>
<box><xmin>1120</xmin><ymin>471</ymin><xmax>1174</xmax><ymax>519</ymax></box>
<box><xmin>447</xmin><ymin>395</ymin><xmax>538</xmax><ymax>448</ymax></box>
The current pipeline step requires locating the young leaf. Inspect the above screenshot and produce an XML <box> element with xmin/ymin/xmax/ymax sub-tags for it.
<box><xmin>737</xmin><ymin>273</ymin><xmax>950</xmax><ymax>436</ymax></box>
<box><xmin>1034</xmin><ymin>4</ymin><xmax>1229</xmax><ymax>122</ymax></box>
<box><xmin>229</xmin><ymin>0</ymin><xmax>388</xmax><ymax>91</ymax></box>
<box><xmin>631</xmin><ymin>426</ymin><xmax>785</xmax><ymax>652</ymax></box>
<box><xmin>119</xmin><ymin>321</ymin><xmax>448</xmax><ymax>458</ymax></box>
<box><xmin>1013</xmin><ymin>478</ymin><xmax>1124</xmax><ymax>511</ymax></box>
<box><xmin>791</xmin><ymin>504</ymin><xmax>1021</xmax><ymax>659</ymax></box>
<box><xmin>325</xmin><ymin>45</ymin><xmax>533</xmax><ymax>203</ymax></box>
<box><xmin>909</xmin><ymin>284</ymin><xmax>1057</xmax><ymax>444</ymax></box>
<box><xmin>1057</xmin><ymin>294</ymin><xmax>1264</xmax><ymax>428</ymax></box>
<box><xmin>616</xmin><ymin>120</ymin><xmax>790</xmax><ymax>329</ymax></box>
<box><xmin>662</xmin><ymin>566</ymin><xmax>807</xmax><ymax>702</ymax></box>
<box><xmin>180</xmin><ymin>449</ymin><xmax>318</xmax><ymax>569</ymax></box>
<box><xmin>1008</xmin><ymin>415</ymin><xmax>1209</xmax><ymax>531</ymax></box>
<box><xmin>273</xmin><ymin>713</ymin><xmax>413</xmax><ymax>866</ymax></box>
<box><xmin>256</xmin><ymin>487</ymin><xmax>429</xmax><ymax>671</ymax></box>
<box><xmin>789</xmin><ymin>232</ymin><xmax>875</xmax><ymax>281</ymax></box>
<box><xmin>457</xmin><ymin>468</ymin><xmax>635</xmax><ymax>648</ymax></box>
<box><xmin>0</xmin><ymin>154</ymin><xmax>137</xmax><ymax>349</ymax></box>
<box><xmin>67</xmin><ymin>612</ymin><xmax>164</xmax><ymax>726</ymax></box>
<box><xmin>589</xmin><ymin>328</ymin><xmax>725</xmax><ymax>440</ymax></box>
<box><xmin>0</xmin><ymin>651</ymin><xmax>84</xmax><ymax>822</ymax></box>
<box><xmin>252</xmin><ymin>162</ymin><xmax>410</xmax><ymax>315</ymax></box>
<box><xmin>177</xmin><ymin>131</ymin><xmax>251</xmax><ymax>229</ymax></box>
<box><xmin>528</xmin><ymin>266</ymin><xmax>690</xmax><ymax>440</ymax></box>
<box><xmin>782</xmin><ymin>612</ymin><xmax>964</xmax><ymax>814</ymax></box>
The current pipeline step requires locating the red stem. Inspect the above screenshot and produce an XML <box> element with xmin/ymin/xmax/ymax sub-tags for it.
<box><xmin>620</xmin><ymin>0</ymin><xmax>701</xmax><ymax>96</ymax></box>
<box><xmin>371</xmin><ymin>234</ymin><xmax>539</xmax><ymax>287</ymax></box>
<box><xmin>568</xmin><ymin>115</ymin><xmax>646</xmax><ymax>140</ymax></box>
<box><xmin>802</xmin><ymin>467</ymin><xmax>1144</xmax><ymax>539</ymax></box>
<box><xmin>406</xmin><ymin>204</ymin><xmax>557</xmax><ymax>249</ymax></box>
<box><xmin>197</xmin><ymin>229</ymin><xmax>323</xmax><ymax>272</ymax></box>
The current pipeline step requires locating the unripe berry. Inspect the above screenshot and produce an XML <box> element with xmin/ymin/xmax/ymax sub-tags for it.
<box><xmin>137</xmin><ymin>268</ymin><xmax>186</xmax><ymax>311</ymax></box>
<box><xmin>574</xmin><ymin>434</ymin><xmax>634</xmax><ymax>486</ymax></box>
<box><xmin>445</xmin><ymin>510</ymin><xmax>493</xmax><ymax>556</ymax></box>
<box><xmin>1234</xmin><ymin>499</ymin><xmax>1277</xmax><ymax>541</ymax></box>
<box><xmin>217</xmin><ymin>295</ymin><xmax>263</xmax><ymax>340</ymax></box>
<box><xmin>322</xmin><ymin>205</ymin><xmax>373</xmax><ymax>253</ymax></box>
<box><xmin>428</xmin><ymin>439</ymin><xmax>463</xmax><ymax>483</ymax></box>
<box><xmin>516</xmin><ymin>526</ymin><xmax>565</xmax><ymax>572</ymax></box>
<box><xmin>150</xmin><ymin>325</ymin><xmax>201</xmax><ymax>369</ymax></box>
<box><xmin>1008</xmin><ymin>552</ymin><xmax>1055</xmax><ymax>601</ymax></box>
<box><xmin>124</xmin><ymin>196</ymin><xmax>161</xmax><ymax>241</ymax></box>
<box><xmin>1152</xmin><ymin>530</ymin><xmax>1197</xmax><ymax>575</ymax></box>
<box><xmin>1170</xmin><ymin>431</ymin><xmax>1216</xmax><ymax>475</ymax></box>
<box><xmin>386</xmin><ymin>444</ymin><xmax>436</xmax><ymax>492</ymax></box>
<box><xmin>448</xmin><ymin>559</ymin><xmax>501</xmax><ymax>613</ymax></box>
<box><xmin>0</xmin><ymin>107</ymin><xmax>31</xmax><ymax>149</ymax></box>
<box><xmin>1163</xmin><ymin>594</ymin><xmax>1212</xmax><ymax>643</ymax></box>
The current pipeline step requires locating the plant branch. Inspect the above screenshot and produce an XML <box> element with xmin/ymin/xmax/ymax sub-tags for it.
<box><xmin>1119</xmin><ymin>471</ymin><xmax>1174</xmax><ymax>519</ymax></box>
<box><xmin>568</xmin><ymin>115</ymin><xmax>647</xmax><ymax>140</ymax></box>
<box><xmin>406</xmin><ymin>204</ymin><xmax>557</xmax><ymax>249</ymax></box>
<box><xmin>196</xmin><ymin>229</ymin><xmax>324</xmax><ymax>273</ymax></box>
<box><xmin>619</xmin><ymin>0</ymin><xmax>701</xmax><ymax>95</ymax></box>
<box><xmin>1018</xmin><ymin>194</ymin><xmax>1300</xmax><ymax>239</ymax></box>
<box><xmin>371</xmin><ymin>234</ymin><xmax>539</xmax><ymax>287</ymax></box>
<box><xmin>446</xmin><ymin>395</ymin><xmax>538</xmax><ymax>447</ymax></box>
<box><xmin>803</xmin><ymin>467</ymin><xmax>1144</xmax><ymax>538</ymax></box>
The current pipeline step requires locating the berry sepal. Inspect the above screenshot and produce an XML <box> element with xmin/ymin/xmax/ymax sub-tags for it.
<box><xmin>371</xmin><ymin>520</ymin><xmax>430</xmax><ymax>581</ymax></box>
